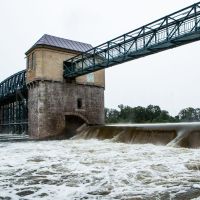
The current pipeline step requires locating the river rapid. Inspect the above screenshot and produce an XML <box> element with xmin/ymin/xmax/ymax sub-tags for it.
<box><xmin>0</xmin><ymin>135</ymin><xmax>200</xmax><ymax>200</ymax></box>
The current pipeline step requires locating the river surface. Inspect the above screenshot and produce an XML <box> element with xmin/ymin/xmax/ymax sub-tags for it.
<box><xmin>0</xmin><ymin>135</ymin><xmax>200</xmax><ymax>200</ymax></box>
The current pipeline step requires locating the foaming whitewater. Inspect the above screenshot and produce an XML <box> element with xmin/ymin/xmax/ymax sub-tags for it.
<box><xmin>0</xmin><ymin>139</ymin><xmax>200</xmax><ymax>199</ymax></box>
<box><xmin>1</xmin><ymin>122</ymin><xmax>200</xmax><ymax>199</ymax></box>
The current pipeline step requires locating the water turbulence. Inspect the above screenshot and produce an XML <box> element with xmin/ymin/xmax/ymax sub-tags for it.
<box><xmin>1</xmin><ymin>138</ymin><xmax>200</xmax><ymax>199</ymax></box>
<box><xmin>1</xmin><ymin>123</ymin><xmax>200</xmax><ymax>199</ymax></box>
<box><xmin>73</xmin><ymin>122</ymin><xmax>200</xmax><ymax>148</ymax></box>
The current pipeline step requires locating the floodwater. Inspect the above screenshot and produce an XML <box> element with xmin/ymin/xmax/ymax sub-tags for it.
<box><xmin>0</xmin><ymin>134</ymin><xmax>200</xmax><ymax>199</ymax></box>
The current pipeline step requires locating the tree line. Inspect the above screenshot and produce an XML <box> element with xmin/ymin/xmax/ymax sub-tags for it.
<box><xmin>105</xmin><ymin>105</ymin><xmax>200</xmax><ymax>123</ymax></box>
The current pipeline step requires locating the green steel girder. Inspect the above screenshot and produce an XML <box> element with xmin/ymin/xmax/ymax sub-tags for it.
<box><xmin>0</xmin><ymin>70</ymin><xmax>27</xmax><ymax>104</ymax></box>
<box><xmin>0</xmin><ymin>70</ymin><xmax>28</xmax><ymax>134</ymax></box>
<box><xmin>63</xmin><ymin>2</ymin><xmax>200</xmax><ymax>78</ymax></box>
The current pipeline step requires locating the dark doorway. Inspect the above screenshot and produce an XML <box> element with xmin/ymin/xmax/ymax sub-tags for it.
<box><xmin>65</xmin><ymin>115</ymin><xmax>85</xmax><ymax>138</ymax></box>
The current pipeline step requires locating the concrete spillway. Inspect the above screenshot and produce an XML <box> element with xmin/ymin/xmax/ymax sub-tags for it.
<box><xmin>73</xmin><ymin>122</ymin><xmax>200</xmax><ymax>148</ymax></box>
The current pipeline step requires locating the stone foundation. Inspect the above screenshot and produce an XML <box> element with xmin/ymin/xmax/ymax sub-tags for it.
<box><xmin>28</xmin><ymin>80</ymin><xmax>104</xmax><ymax>139</ymax></box>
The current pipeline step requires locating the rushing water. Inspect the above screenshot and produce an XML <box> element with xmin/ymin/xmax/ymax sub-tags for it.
<box><xmin>74</xmin><ymin>122</ymin><xmax>200</xmax><ymax>148</ymax></box>
<box><xmin>0</xmin><ymin>136</ymin><xmax>200</xmax><ymax>200</ymax></box>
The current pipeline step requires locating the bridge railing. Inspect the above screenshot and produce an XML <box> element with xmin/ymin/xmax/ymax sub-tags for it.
<box><xmin>64</xmin><ymin>2</ymin><xmax>200</xmax><ymax>78</ymax></box>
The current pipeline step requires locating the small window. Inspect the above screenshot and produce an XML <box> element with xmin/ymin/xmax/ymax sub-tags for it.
<box><xmin>77</xmin><ymin>98</ymin><xmax>82</xmax><ymax>109</ymax></box>
<box><xmin>27</xmin><ymin>52</ymin><xmax>36</xmax><ymax>70</ymax></box>
<box><xmin>87</xmin><ymin>73</ymin><xmax>94</xmax><ymax>83</ymax></box>
<box><xmin>32</xmin><ymin>52</ymin><xmax>36</xmax><ymax>70</ymax></box>
<box><xmin>26</xmin><ymin>56</ymin><xmax>30</xmax><ymax>69</ymax></box>
<box><xmin>28</xmin><ymin>55</ymin><xmax>32</xmax><ymax>69</ymax></box>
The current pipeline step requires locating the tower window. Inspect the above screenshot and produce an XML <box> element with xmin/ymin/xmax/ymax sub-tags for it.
<box><xmin>32</xmin><ymin>52</ymin><xmax>36</xmax><ymax>70</ymax></box>
<box><xmin>27</xmin><ymin>52</ymin><xmax>36</xmax><ymax>70</ymax></box>
<box><xmin>77</xmin><ymin>98</ymin><xmax>82</xmax><ymax>109</ymax></box>
<box><xmin>26</xmin><ymin>56</ymin><xmax>30</xmax><ymax>69</ymax></box>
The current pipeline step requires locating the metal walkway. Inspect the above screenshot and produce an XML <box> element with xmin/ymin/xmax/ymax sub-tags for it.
<box><xmin>64</xmin><ymin>2</ymin><xmax>200</xmax><ymax>78</ymax></box>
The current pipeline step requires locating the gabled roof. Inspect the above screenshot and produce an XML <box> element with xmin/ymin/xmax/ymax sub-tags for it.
<box><xmin>26</xmin><ymin>34</ymin><xmax>93</xmax><ymax>55</ymax></box>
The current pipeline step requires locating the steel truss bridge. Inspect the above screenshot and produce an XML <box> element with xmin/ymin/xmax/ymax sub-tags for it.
<box><xmin>64</xmin><ymin>2</ymin><xmax>200</xmax><ymax>78</ymax></box>
<box><xmin>0</xmin><ymin>2</ymin><xmax>200</xmax><ymax>134</ymax></box>
<box><xmin>0</xmin><ymin>70</ymin><xmax>28</xmax><ymax>134</ymax></box>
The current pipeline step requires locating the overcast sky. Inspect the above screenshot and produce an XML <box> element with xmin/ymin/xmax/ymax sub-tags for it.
<box><xmin>0</xmin><ymin>0</ymin><xmax>199</xmax><ymax>116</ymax></box>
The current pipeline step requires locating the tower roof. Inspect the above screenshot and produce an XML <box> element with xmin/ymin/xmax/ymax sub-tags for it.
<box><xmin>26</xmin><ymin>34</ymin><xmax>93</xmax><ymax>55</ymax></box>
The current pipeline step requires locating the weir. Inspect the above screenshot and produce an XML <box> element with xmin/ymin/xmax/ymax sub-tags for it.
<box><xmin>73</xmin><ymin>123</ymin><xmax>200</xmax><ymax>148</ymax></box>
<box><xmin>0</xmin><ymin>2</ymin><xmax>200</xmax><ymax>140</ymax></box>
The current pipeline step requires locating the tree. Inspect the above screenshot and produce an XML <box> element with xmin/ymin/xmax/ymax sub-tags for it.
<box><xmin>132</xmin><ymin>106</ymin><xmax>146</xmax><ymax>123</ymax></box>
<box><xmin>105</xmin><ymin>108</ymin><xmax>120</xmax><ymax>123</ymax></box>
<box><xmin>195</xmin><ymin>108</ymin><xmax>200</xmax><ymax>121</ymax></box>
<box><xmin>104</xmin><ymin>104</ymin><xmax>200</xmax><ymax>124</ymax></box>
<box><xmin>154</xmin><ymin>110</ymin><xmax>177</xmax><ymax>123</ymax></box>
<box><xmin>118</xmin><ymin>104</ymin><xmax>135</xmax><ymax>122</ymax></box>
<box><xmin>145</xmin><ymin>105</ymin><xmax>161</xmax><ymax>122</ymax></box>
<box><xmin>178</xmin><ymin>107</ymin><xmax>200</xmax><ymax>122</ymax></box>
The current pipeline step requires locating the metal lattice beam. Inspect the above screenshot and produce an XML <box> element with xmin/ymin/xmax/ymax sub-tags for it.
<box><xmin>64</xmin><ymin>2</ymin><xmax>200</xmax><ymax>78</ymax></box>
<box><xmin>0</xmin><ymin>70</ymin><xmax>28</xmax><ymax>134</ymax></box>
<box><xmin>0</xmin><ymin>70</ymin><xmax>27</xmax><ymax>103</ymax></box>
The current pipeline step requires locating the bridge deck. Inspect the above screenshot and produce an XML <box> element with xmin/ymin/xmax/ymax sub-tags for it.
<box><xmin>64</xmin><ymin>2</ymin><xmax>200</xmax><ymax>78</ymax></box>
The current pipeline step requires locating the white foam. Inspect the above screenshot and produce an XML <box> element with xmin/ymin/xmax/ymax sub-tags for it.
<box><xmin>0</xmin><ymin>139</ymin><xmax>200</xmax><ymax>199</ymax></box>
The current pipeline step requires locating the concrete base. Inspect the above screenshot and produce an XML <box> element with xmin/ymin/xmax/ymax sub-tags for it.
<box><xmin>28</xmin><ymin>80</ymin><xmax>104</xmax><ymax>139</ymax></box>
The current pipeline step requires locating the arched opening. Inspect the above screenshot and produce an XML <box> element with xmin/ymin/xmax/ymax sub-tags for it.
<box><xmin>65</xmin><ymin>114</ymin><xmax>87</xmax><ymax>138</ymax></box>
